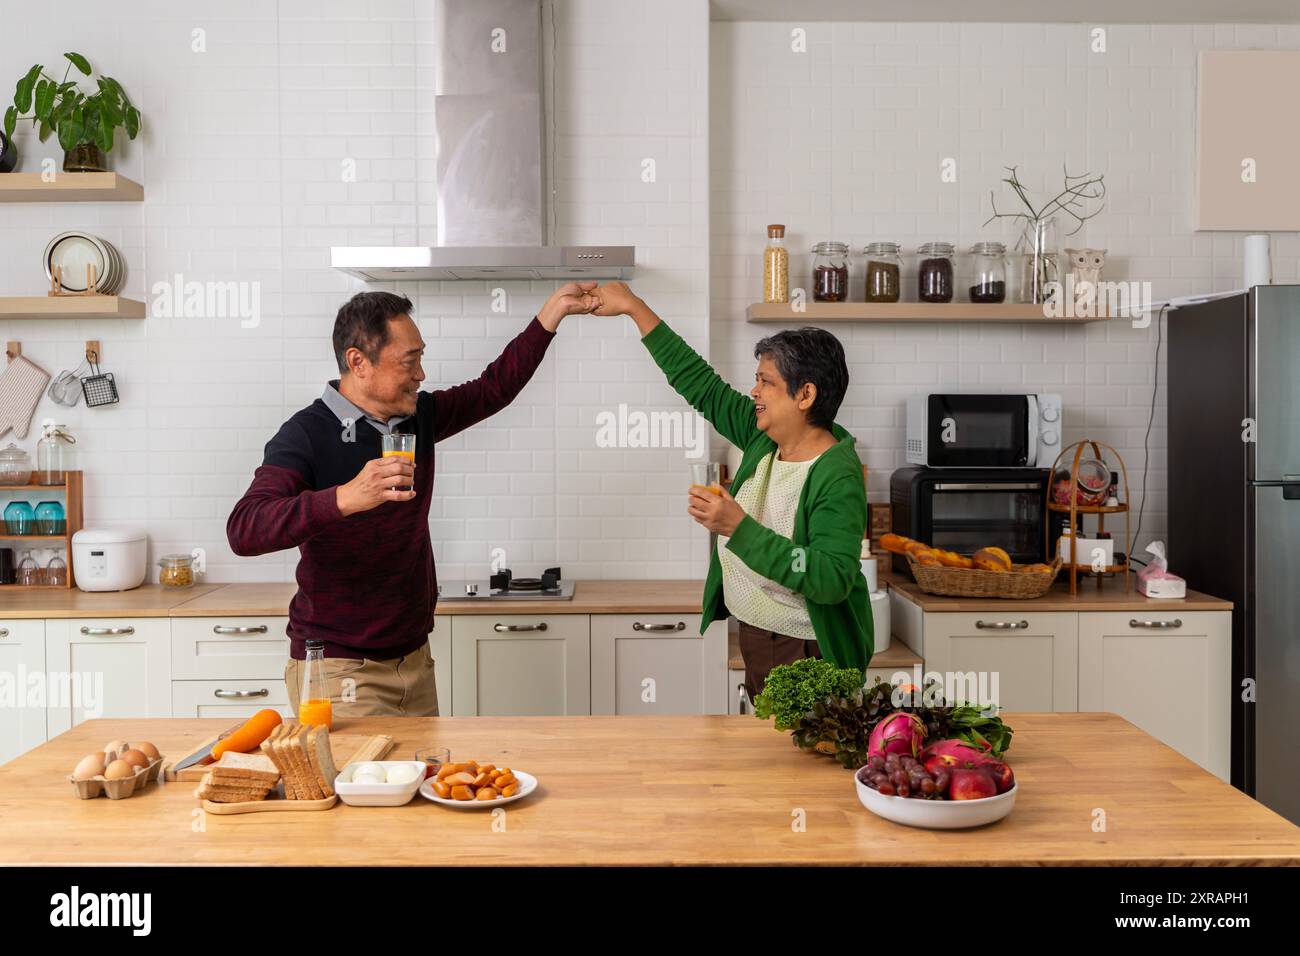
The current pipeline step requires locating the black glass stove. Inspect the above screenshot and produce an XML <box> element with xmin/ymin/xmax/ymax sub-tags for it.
<box><xmin>437</xmin><ymin>566</ymin><xmax>575</xmax><ymax>601</ymax></box>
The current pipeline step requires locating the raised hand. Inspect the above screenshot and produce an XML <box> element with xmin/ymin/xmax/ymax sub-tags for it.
<box><xmin>589</xmin><ymin>281</ymin><xmax>644</xmax><ymax>317</ymax></box>
<box><xmin>537</xmin><ymin>281</ymin><xmax>600</xmax><ymax>331</ymax></box>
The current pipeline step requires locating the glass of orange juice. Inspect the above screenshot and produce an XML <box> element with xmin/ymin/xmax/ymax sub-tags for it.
<box><xmin>690</xmin><ymin>462</ymin><xmax>722</xmax><ymax>496</ymax></box>
<box><xmin>382</xmin><ymin>432</ymin><xmax>416</xmax><ymax>492</ymax></box>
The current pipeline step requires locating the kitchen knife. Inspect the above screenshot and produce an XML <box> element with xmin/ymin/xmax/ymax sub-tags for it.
<box><xmin>171</xmin><ymin>721</ymin><xmax>246</xmax><ymax>773</ymax></box>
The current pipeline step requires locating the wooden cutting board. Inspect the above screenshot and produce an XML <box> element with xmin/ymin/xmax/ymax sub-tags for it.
<box><xmin>166</xmin><ymin>733</ymin><xmax>394</xmax><ymax>783</ymax></box>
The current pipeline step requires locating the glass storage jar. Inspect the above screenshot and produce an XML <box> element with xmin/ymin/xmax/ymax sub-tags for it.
<box><xmin>917</xmin><ymin>242</ymin><xmax>955</xmax><ymax>303</ymax></box>
<box><xmin>811</xmin><ymin>241</ymin><xmax>851</xmax><ymax>302</ymax></box>
<box><xmin>762</xmin><ymin>224</ymin><xmax>789</xmax><ymax>303</ymax></box>
<box><xmin>863</xmin><ymin>242</ymin><xmax>903</xmax><ymax>302</ymax></box>
<box><xmin>0</xmin><ymin>443</ymin><xmax>32</xmax><ymax>486</ymax></box>
<box><xmin>158</xmin><ymin>553</ymin><xmax>198</xmax><ymax>589</ymax></box>
<box><xmin>968</xmin><ymin>241</ymin><xmax>1007</xmax><ymax>303</ymax></box>
<box><xmin>36</xmin><ymin>423</ymin><xmax>75</xmax><ymax>485</ymax></box>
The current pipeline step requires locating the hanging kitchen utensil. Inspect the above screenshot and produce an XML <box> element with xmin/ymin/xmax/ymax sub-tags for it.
<box><xmin>80</xmin><ymin>347</ymin><xmax>119</xmax><ymax>408</ymax></box>
<box><xmin>47</xmin><ymin>354</ymin><xmax>90</xmax><ymax>407</ymax></box>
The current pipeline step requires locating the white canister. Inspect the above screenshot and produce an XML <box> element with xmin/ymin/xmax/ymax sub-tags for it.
<box><xmin>72</xmin><ymin>528</ymin><xmax>148</xmax><ymax>591</ymax></box>
<box><xmin>1243</xmin><ymin>234</ymin><xmax>1272</xmax><ymax>289</ymax></box>
<box><xmin>869</xmin><ymin>589</ymin><xmax>891</xmax><ymax>653</ymax></box>
<box><xmin>860</xmin><ymin>556</ymin><xmax>878</xmax><ymax>594</ymax></box>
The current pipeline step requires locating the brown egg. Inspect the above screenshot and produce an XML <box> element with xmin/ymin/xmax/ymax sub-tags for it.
<box><xmin>103</xmin><ymin>739</ymin><xmax>130</xmax><ymax>760</ymax></box>
<box><xmin>134</xmin><ymin>741</ymin><xmax>160</xmax><ymax>761</ymax></box>
<box><xmin>73</xmin><ymin>753</ymin><xmax>106</xmax><ymax>781</ymax></box>
<box><xmin>120</xmin><ymin>749</ymin><xmax>150</xmax><ymax>770</ymax></box>
<box><xmin>104</xmin><ymin>759</ymin><xmax>135</xmax><ymax>780</ymax></box>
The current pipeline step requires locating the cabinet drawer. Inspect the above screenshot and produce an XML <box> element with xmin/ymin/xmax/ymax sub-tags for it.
<box><xmin>171</xmin><ymin>680</ymin><xmax>290</xmax><ymax>719</ymax></box>
<box><xmin>923</xmin><ymin>612</ymin><xmax>1078</xmax><ymax>712</ymax></box>
<box><xmin>590</xmin><ymin>614</ymin><xmax>726</xmax><ymax>715</ymax></box>
<box><xmin>171</xmin><ymin>617</ymin><xmax>289</xmax><ymax>680</ymax></box>
<box><xmin>450</xmin><ymin>614</ymin><xmax>589</xmax><ymax>717</ymax></box>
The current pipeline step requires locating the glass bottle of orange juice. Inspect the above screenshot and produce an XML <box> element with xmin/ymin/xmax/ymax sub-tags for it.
<box><xmin>299</xmin><ymin>639</ymin><xmax>332</xmax><ymax>728</ymax></box>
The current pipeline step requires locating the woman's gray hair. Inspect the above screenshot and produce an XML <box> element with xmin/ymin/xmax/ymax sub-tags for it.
<box><xmin>753</xmin><ymin>327</ymin><xmax>849</xmax><ymax>430</ymax></box>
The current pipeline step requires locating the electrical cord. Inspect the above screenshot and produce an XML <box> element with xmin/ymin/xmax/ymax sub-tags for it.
<box><xmin>1129</xmin><ymin>302</ymin><xmax>1168</xmax><ymax>568</ymax></box>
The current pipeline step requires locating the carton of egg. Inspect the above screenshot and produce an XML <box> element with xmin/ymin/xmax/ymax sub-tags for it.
<box><xmin>67</xmin><ymin>741</ymin><xmax>165</xmax><ymax>800</ymax></box>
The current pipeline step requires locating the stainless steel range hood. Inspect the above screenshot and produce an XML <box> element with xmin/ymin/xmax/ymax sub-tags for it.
<box><xmin>331</xmin><ymin>0</ymin><xmax>634</xmax><ymax>282</ymax></box>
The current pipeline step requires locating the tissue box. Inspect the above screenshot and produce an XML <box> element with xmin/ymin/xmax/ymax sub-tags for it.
<box><xmin>1138</xmin><ymin>573</ymin><xmax>1186</xmax><ymax>599</ymax></box>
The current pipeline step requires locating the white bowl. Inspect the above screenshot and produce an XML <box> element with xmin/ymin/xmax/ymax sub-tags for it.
<box><xmin>418</xmin><ymin>770</ymin><xmax>538</xmax><ymax>809</ymax></box>
<box><xmin>334</xmin><ymin>760</ymin><xmax>427</xmax><ymax>807</ymax></box>
<box><xmin>855</xmin><ymin>770</ymin><xmax>1017</xmax><ymax>829</ymax></box>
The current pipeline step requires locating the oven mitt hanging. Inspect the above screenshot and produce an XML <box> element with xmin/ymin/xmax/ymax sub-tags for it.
<box><xmin>0</xmin><ymin>356</ymin><xmax>52</xmax><ymax>440</ymax></box>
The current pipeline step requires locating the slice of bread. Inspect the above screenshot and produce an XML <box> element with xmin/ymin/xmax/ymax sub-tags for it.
<box><xmin>305</xmin><ymin>725</ymin><xmax>339</xmax><ymax>798</ymax></box>
<box><xmin>260</xmin><ymin>724</ymin><xmax>297</xmax><ymax>799</ymax></box>
<box><xmin>197</xmin><ymin>771</ymin><xmax>272</xmax><ymax>803</ymax></box>
<box><xmin>285</xmin><ymin>724</ymin><xmax>324</xmax><ymax>800</ymax></box>
<box><xmin>210</xmin><ymin>751</ymin><xmax>280</xmax><ymax>787</ymax></box>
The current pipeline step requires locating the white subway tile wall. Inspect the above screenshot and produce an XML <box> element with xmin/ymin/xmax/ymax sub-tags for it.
<box><xmin>711</xmin><ymin>21</ymin><xmax>1300</xmax><ymax>558</ymax></box>
<box><xmin>0</xmin><ymin>0</ymin><xmax>710</xmax><ymax>583</ymax></box>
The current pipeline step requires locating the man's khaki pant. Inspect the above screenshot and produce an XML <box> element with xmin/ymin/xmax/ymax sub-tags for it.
<box><xmin>285</xmin><ymin>643</ymin><xmax>440</xmax><ymax>718</ymax></box>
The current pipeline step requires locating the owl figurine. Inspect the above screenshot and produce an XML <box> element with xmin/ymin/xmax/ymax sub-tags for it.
<box><xmin>1065</xmin><ymin>248</ymin><xmax>1106</xmax><ymax>306</ymax></box>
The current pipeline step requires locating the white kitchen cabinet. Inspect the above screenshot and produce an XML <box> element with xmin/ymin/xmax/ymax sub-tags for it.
<box><xmin>921</xmin><ymin>612</ymin><xmax>1079</xmax><ymax>713</ymax></box>
<box><xmin>171</xmin><ymin>679</ymin><xmax>290</xmax><ymax>718</ymax></box>
<box><xmin>1079</xmin><ymin>610</ymin><xmax>1231</xmax><ymax>781</ymax></box>
<box><xmin>45</xmin><ymin>618</ymin><xmax>171</xmax><ymax>734</ymax></box>
<box><xmin>0</xmin><ymin>619</ymin><xmax>47</xmax><ymax>764</ymax></box>
<box><xmin>171</xmin><ymin>616</ymin><xmax>290</xmax><ymax>679</ymax></box>
<box><xmin>450</xmin><ymin>614</ymin><xmax>590</xmax><ymax>716</ymax></box>
<box><xmin>590</xmin><ymin>614</ymin><xmax>727</xmax><ymax>715</ymax></box>
<box><xmin>429</xmin><ymin>620</ymin><xmax>451</xmax><ymax>717</ymax></box>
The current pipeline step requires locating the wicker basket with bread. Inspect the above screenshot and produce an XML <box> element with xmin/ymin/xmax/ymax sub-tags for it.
<box><xmin>881</xmin><ymin>534</ymin><xmax>1062</xmax><ymax>599</ymax></box>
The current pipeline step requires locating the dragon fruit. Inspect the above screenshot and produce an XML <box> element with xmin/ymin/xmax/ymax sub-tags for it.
<box><xmin>919</xmin><ymin>738</ymin><xmax>996</xmax><ymax>769</ymax></box>
<box><xmin>867</xmin><ymin>711</ymin><xmax>927</xmax><ymax>759</ymax></box>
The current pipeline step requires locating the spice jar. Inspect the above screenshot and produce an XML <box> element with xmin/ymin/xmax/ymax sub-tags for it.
<box><xmin>158</xmin><ymin>553</ymin><xmax>198</xmax><ymax>588</ymax></box>
<box><xmin>811</xmin><ymin>241</ymin><xmax>850</xmax><ymax>302</ymax></box>
<box><xmin>917</xmin><ymin>242</ymin><xmax>955</xmax><ymax>303</ymax></box>
<box><xmin>0</xmin><ymin>443</ymin><xmax>32</xmax><ymax>486</ymax></box>
<box><xmin>968</xmin><ymin>241</ymin><xmax>1007</xmax><ymax>303</ymax></box>
<box><xmin>762</xmin><ymin>224</ymin><xmax>789</xmax><ymax>303</ymax></box>
<box><xmin>863</xmin><ymin>242</ymin><xmax>903</xmax><ymax>302</ymax></box>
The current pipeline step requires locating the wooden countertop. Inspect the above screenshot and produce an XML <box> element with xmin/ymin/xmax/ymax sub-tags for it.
<box><xmin>2</xmin><ymin>714</ymin><xmax>1296</xmax><ymax>866</ymax></box>
<box><xmin>0</xmin><ymin>580</ymin><xmax>707</xmax><ymax>619</ymax></box>
<box><xmin>883</xmin><ymin>572</ymin><xmax>1233</xmax><ymax>612</ymax></box>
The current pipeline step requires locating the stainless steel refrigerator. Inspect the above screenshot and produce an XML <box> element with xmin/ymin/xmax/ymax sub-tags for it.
<box><xmin>1168</xmin><ymin>285</ymin><xmax>1300</xmax><ymax>821</ymax></box>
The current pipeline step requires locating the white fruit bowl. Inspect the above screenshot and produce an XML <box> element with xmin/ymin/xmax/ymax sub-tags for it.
<box><xmin>855</xmin><ymin>769</ymin><xmax>1017</xmax><ymax>829</ymax></box>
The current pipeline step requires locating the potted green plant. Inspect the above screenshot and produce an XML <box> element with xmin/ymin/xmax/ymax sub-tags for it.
<box><xmin>4</xmin><ymin>53</ymin><xmax>141</xmax><ymax>173</ymax></box>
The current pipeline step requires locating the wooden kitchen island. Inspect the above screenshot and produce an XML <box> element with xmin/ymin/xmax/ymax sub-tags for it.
<box><xmin>2</xmin><ymin>713</ymin><xmax>1298</xmax><ymax>866</ymax></box>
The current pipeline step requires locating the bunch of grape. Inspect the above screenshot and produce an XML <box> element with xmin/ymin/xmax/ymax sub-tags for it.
<box><xmin>856</xmin><ymin>752</ymin><xmax>948</xmax><ymax>799</ymax></box>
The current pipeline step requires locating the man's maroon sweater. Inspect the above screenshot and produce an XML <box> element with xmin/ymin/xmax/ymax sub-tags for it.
<box><xmin>226</xmin><ymin>317</ymin><xmax>555</xmax><ymax>661</ymax></box>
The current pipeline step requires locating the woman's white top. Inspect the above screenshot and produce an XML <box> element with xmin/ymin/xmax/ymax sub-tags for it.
<box><xmin>717</xmin><ymin>449</ymin><xmax>822</xmax><ymax>640</ymax></box>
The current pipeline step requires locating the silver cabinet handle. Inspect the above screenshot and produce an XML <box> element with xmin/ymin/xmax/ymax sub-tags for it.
<box><xmin>213</xmin><ymin>688</ymin><xmax>269</xmax><ymax>699</ymax></box>
<box><xmin>493</xmin><ymin>622</ymin><xmax>548</xmax><ymax>632</ymax></box>
<box><xmin>0</xmin><ymin>628</ymin><xmax>8</xmax><ymax>638</ymax></box>
<box><xmin>212</xmin><ymin>625</ymin><xmax>269</xmax><ymax>635</ymax></box>
<box><xmin>80</xmin><ymin>626</ymin><xmax>135</xmax><ymax>636</ymax></box>
<box><xmin>1130</xmin><ymin>619</ymin><xmax>1182</xmax><ymax>629</ymax></box>
<box><xmin>633</xmin><ymin>621</ymin><xmax>685</xmax><ymax>632</ymax></box>
<box><xmin>737</xmin><ymin>682</ymin><xmax>750</xmax><ymax>715</ymax></box>
<box><xmin>974</xmin><ymin>620</ymin><xmax>1029</xmax><ymax>630</ymax></box>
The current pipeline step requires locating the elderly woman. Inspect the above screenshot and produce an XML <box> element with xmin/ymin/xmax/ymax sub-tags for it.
<box><xmin>591</xmin><ymin>282</ymin><xmax>871</xmax><ymax>700</ymax></box>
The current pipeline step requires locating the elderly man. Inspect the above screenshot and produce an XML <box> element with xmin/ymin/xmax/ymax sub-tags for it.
<box><xmin>227</xmin><ymin>284</ymin><xmax>596</xmax><ymax>717</ymax></box>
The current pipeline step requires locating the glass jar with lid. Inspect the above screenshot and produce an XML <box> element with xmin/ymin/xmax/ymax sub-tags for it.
<box><xmin>968</xmin><ymin>241</ymin><xmax>1007</xmax><ymax>303</ymax></box>
<box><xmin>36</xmin><ymin>422</ymin><xmax>75</xmax><ymax>485</ymax></box>
<box><xmin>0</xmin><ymin>443</ymin><xmax>32</xmax><ymax>486</ymax></box>
<box><xmin>811</xmin><ymin>241</ymin><xmax>850</xmax><ymax>302</ymax></box>
<box><xmin>158</xmin><ymin>553</ymin><xmax>199</xmax><ymax>589</ymax></box>
<box><xmin>917</xmin><ymin>242</ymin><xmax>955</xmax><ymax>303</ymax></box>
<box><xmin>863</xmin><ymin>242</ymin><xmax>903</xmax><ymax>302</ymax></box>
<box><xmin>762</xmin><ymin>224</ymin><xmax>789</xmax><ymax>303</ymax></box>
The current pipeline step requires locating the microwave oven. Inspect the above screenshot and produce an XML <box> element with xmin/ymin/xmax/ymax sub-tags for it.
<box><xmin>889</xmin><ymin>466</ymin><xmax>1064</xmax><ymax>575</ymax></box>
<box><xmin>905</xmin><ymin>393</ymin><xmax>1062</xmax><ymax>468</ymax></box>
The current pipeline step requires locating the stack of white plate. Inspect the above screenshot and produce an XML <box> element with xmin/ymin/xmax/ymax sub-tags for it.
<box><xmin>44</xmin><ymin>231</ymin><xmax>125</xmax><ymax>295</ymax></box>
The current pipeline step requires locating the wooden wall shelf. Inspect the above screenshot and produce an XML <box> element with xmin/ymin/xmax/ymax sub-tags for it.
<box><xmin>745</xmin><ymin>302</ymin><xmax>1110</xmax><ymax>324</ymax></box>
<box><xmin>0</xmin><ymin>296</ymin><xmax>145</xmax><ymax>319</ymax></box>
<box><xmin>0</xmin><ymin>471</ymin><xmax>83</xmax><ymax>590</ymax></box>
<box><xmin>0</xmin><ymin>172</ymin><xmax>143</xmax><ymax>203</ymax></box>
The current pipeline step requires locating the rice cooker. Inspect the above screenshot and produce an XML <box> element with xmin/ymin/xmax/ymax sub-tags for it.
<box><xmin>72</xmin><ymin>528</ymin><xmax>148</xmax><ymax>591</ymax></box>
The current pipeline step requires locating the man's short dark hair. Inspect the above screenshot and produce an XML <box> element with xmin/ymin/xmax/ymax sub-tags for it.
<box><xmin>332</xmin><ymin>291</ymin><xmax>414</xmax><ymax>373</ymax></box>
<box><xmin>753</xmin><ymin>327</ymin><xmax>849</xmax><ymax>431</ymax></box>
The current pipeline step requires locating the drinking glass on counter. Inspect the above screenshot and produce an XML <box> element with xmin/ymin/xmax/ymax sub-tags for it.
<box><xmin>381</xmin><ymin>432</ymin><xmax>416</xmax><ymax>493</ymax></box>
<box><xmin>691</xmin><ymin>462</ymin><xmax>722</xmax><ymax>496</ymax></box>
<box><xmin>416</xmin><ymin>747</ymin><xmax>452</xmax><ymax>779</ymax></box>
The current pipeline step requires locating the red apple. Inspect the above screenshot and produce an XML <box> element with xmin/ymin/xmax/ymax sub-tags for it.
<box><xmin>983</xmin><ymin>759</ymin><xmax>1015</xmax><ymax>794</ymax></box>
<box><xmin>948</xmin><ymin>767</ymin><xmax>997</xmax><ymax>800</ymax></box>
<box><xmin>924</xmin><ymin>755</ymin><xmax>956</xmax><ymax>775</ymax></box>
